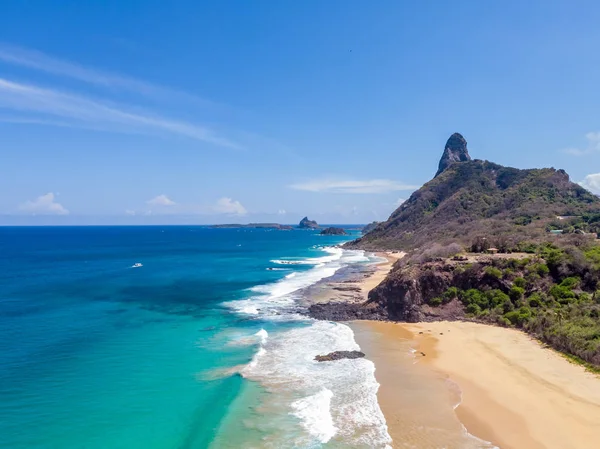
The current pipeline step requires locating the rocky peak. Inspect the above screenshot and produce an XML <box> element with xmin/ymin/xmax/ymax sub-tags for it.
<box><xmin>435</xmin><ymin>133</ymin><xmax>471</xmax><ymax>177</ymax></box>
<box><xmin>298</xmin><ymin>216</ymin><xmax>319</xmax><ymax>229</ymax></box>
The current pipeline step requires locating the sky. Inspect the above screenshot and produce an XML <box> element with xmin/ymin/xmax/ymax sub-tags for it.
<box><xmin>1</xmin><ymin>1</ymin><xmax>600</xmax><ymax>225</ymax></box>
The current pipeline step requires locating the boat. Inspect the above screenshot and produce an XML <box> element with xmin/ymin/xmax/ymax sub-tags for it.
<box><xmin>132</xmin><ymin>262</ymin><xmax>143</xmax><ymax>268</ymax></box>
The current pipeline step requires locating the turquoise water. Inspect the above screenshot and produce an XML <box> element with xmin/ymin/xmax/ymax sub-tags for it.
<box><xmin>0</xmin><ymin>226</ymin><xmax>389</xmax><ymax>449</ymax></box>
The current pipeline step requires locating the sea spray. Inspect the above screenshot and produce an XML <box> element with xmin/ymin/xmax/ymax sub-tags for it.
<box><xmin>242</xmin><ymin>321</ymin><xmax>392</xmax><ymax>448</ymax></box>
<box><xmin>291</xmin><ymin>388</ymin><xmax>337</xmax><ymax>443</ymax></box>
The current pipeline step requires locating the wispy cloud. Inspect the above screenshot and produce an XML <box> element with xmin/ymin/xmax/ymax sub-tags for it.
<box><xmin>18</xmin><ymin>192</ymin><xmax>69</xmax><ymax>215</ymax></box>
<box><xmin>146</xmin><ymin>194</ymin><xmax>176</xmax><ymax>206</ymax></box>
<box><xmin>0</xmin><ymin>78</ymin><xmax>240</xmax><ymax>148</ymax></box>
<box><xmin>562</xmin><ymin>132</ymin><xmax>600</xmax><ymax>156</ymax></box>
<box><xmin>579</xmin><ymin>173</ymin><xmax>600</xmax><ymax>194</ymax></box>
<box><xmin>288</xmin><ymin>178</ymin><xmax>418</xmax><ymax>194</ymax></box>
<box><xmin>213</xmin><ymin>197</ymin><xmax>247</xmax><ymax>215</ymax></box>
<box><xmin>0</xmin><ymin>43</ymin><xmax>215</xmax><ymax>106</ymax></box>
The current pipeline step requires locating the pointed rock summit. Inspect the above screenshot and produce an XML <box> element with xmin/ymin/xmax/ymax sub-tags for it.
<box><xmin>435</xmin><ymin>133</ymin><xmax>471</xmax><ymax>177</ymax></box>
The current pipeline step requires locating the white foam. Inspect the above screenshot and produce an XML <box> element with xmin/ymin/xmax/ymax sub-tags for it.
<box><xmin>255</xmin><ymin>328</ymin><xmax>268</xmax><ymax>344</ymax></box>
<box><xmin>270</xmin><ymin>246</ymin><xmax>345</xmax><ymax>266</ymax></box>
<box><xmin>290</xmin><ymin>388</ymin><xmax>336</xmax><ymax>443</ymax></box>
<box><xmin>226</xmin><ymin>247</ymin><xmax>370</xmax><ymax>317</ymax></box>
<box><xmin>242</xmin><ymin>321</ymin><xmax>392</xmax><ymax>448</ymax></box>
<box><xmin>224</xmin><ymin>248</ymin><xmax>391</xmax><ymax>446</ymax></box>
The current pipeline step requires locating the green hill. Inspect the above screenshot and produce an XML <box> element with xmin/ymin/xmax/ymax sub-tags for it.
<box><xmin>350</xmin><ymin>134</ymin><xmax>599</xmax><ymax>250</ymax></box>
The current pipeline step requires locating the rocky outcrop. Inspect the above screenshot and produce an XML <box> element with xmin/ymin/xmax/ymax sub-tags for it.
<box><xmin>367</xmin><ymin>258</ymin><xmax>516</xmax><ymax>322</ymax></box>
<box><xmin>314</xmin><ymin>351</ymin><xmax>365</xmax><ymax>362</ymax></box>
<box><xmin>362</xmin><ymin>221</ymin><xmax>379</xmax><ymax>234</ymax></box>
<box><xmin>435</xmin><ymin>132</ymin><xmax>471</xmax><ymax>177</ymax></box>
<box><xmin>320</xmin><ymin>227</ymin><xmax>347</xmax><ymax>235</ymax></box>
<box><xmin>299</xmin><ymin>217</ymin><xmax>319</xmax><ymax>229</ymax></box>
<box><xmin>307</xmin><ymin>301</ymin><xmax>387</xmax><ymax>321</ymax></box>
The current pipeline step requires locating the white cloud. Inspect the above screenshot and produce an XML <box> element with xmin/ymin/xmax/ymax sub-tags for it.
<box><xmin>278</xmin><ymin>209</ymin><xmax>286</xmax><ymax>215</ymax></box>
<box><xmin>18</xmin><ymin>192</ymin><xmax>69</xmax><ymax>215</ymax></box>
<box><xmin>0</xmin><ymin>43</ymin><xmax>216</xmax><ymax>106</ymax></box>
<box><xmin>146</xmin><ymin>194</ymin><xmax>176</xmax><ymax>207</ymax></box>
<box><xmin>125</xmin><ymin>209</ymin><xmax>136</xmax><ymax>216</ymax></box>
<box><xmin>288</xmin><ymin>178</ymin><xmax>418</xmax><ymax>194</ymax></box>
<box><xmin>563</xmin><ymin>132</ymin><xmax>600</xmax><ymax>156</ymax></box>
<box><xmin>579</xmin><ymin>173</ymin><xmax>600</xmax><ymax>194</ymax></box>
<box><xmin>214</xmin><ymin>197</ymin><xmax>247</xmax><ymax>215</ymax></box>
<box><xmin>0</xmin><ymin>78</ymin><xmax>240</xmax><ymax>148</ymax></box>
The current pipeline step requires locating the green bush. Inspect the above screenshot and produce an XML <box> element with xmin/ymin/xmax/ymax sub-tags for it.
<box><xmin>584</xmin><ymin>246</ymin><xmax>600</xmax><ymax>268</ymax></box>
<box><xmin>466</xmin><ymin>303</ymin><xmax>482</xmax><ymax>315</ymax></box>
<box><xmin>526</xmin><ymin>272</ymin><xmax>541</xmax><ymax>286</ymax></box>
<box><xmin>504</xmin><ymin>307</ymin><xmax>532</xmax><ymax>326</ymax></box>
<box><xmin>560</xmin><ymin>277</ymin><xmax>580</xmax><ymax>289</ymax></box>
<box><xmin>428</xmin><ymin>296</ymin><xmax>443</xmax><ymax>307</ymax></box>
<box><xmin>462</xmin><ymin>289</ymin><xmax>489</xmax><ymax>309</ymax></box>
<box><xmin>528</xmin><ymin>293</ymin><xmax>544</xmax><ymax>307</ymax></box>
<box><xmin>487</xmin><ymin>289</ymin><xmax>510</xmax><ymax>308</ymax></box>
<box><xmin>549</xmin><ymin>285</ymin><xmax>576</xmax><ymax>303</ymax></box>
<box><xmin>484</xmin><ymin>266</ymin><xmax>503</xmax><ymax>279</ymax></box>
<box><xmin>443</xmin><ymin>287</ymin><xmax>461</xmax><ymax>303</ymax></box>
<box><xmin>577</xmin><ymin>292</ymin><xmax>591</xmax><ymax>303</ymax></box>
<box><xmin>528</xmin><ymin>263</ymin><xmax>549</xmax><ymax>276</ymax></box>
<box><xmin>498</xmin><ymin>316</ymin><xmax>512</xmax><ymax>326</ymax></box>
<box><xmin>513</xmin><ymin>277</ymin><xmax>526</xmax><ymax>288</ymax></box>
<box><xmin>509</xmin><ymin>286</ymin><xmax>525</xmax><ymax>302</ymax></box>
<box><xmin>536</xmin><ymin>264</ymin><xmax>550</xmax><ymax>276</ymax></box>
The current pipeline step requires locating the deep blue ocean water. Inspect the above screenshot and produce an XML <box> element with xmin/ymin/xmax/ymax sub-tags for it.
<box><xmin>0</xmin><ymin>226</ymin><xmax>387</xmax><ymax>449</ymax></box>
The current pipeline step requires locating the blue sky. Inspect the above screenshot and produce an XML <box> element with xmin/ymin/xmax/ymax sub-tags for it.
<box><xmin>1</xmin><ymin>1</ymin><xmax>600</xmax><ymax>225</ymax></box>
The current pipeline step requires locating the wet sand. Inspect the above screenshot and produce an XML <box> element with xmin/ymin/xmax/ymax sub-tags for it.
<box><xmin>359</xmin><ymin>320</ymin><xmax>600</xmax><ymax>449</ymax></box>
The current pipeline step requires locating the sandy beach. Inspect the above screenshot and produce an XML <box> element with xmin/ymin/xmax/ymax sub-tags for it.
<box><xmin>355</xmin><ymin>319</ymin><xmax>600</xmax><ymax>449</ymax></box>
<box><xmin>339</xmin><ymin>251</ymin><xmax>600</xmax><ymax>449</ymax></box>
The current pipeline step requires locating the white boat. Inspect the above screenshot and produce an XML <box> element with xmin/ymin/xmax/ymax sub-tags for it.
<box><xmin>132</xmin><ymin>262</ymin><xmax>143</xmax><ymax>268</ymax></box>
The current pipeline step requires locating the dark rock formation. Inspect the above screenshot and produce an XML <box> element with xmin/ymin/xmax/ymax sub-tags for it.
<box><xmin>315</xmin><ymin>350</ymin><xmax>365</xmax><ymax>362</ymax></box>
<box><xmin>320</xmin><ymin>227</ymin><xmax>347</xmax><ymax>235</ymax></box>
<box><xmin>435</xmin><ymin>132</ymin><xmax>471</xmax><ymax>177</ymax></box>
<box><xmin>362</xmin><ymin>221</ymin><xmax>379</xmax><ymax>234</ymax></box>
<box><xmin>298</xmin><ymin>216</ymin><xmax>319</xmax><ymax>229</ymax></box>
<box><xmin>308</xmin><ymin>301</ymin><xmax>387</xmax><ymax>321</ymax></box>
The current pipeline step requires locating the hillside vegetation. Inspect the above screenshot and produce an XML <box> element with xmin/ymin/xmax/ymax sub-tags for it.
<box><xmin>349</xmin><ymin>133</ymin><xmax>598</xmax><ymax>251</ymax></box>
<box><xmin>351</xmin><ymin>133</ymin><xmax>600</xmax><ymax>368</ymax></box>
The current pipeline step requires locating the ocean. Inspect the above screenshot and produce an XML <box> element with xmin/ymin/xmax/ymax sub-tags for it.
<box><xmin>0</xmin><ymin>226</ymin><xmax>391</xmax><ymax>449</ymax></box>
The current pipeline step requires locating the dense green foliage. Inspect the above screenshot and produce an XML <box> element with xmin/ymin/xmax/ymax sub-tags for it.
<box><xmin>352</xmin><ymin>159</ymin><xmax>599</xmax><ymax>250</ymax></box>
<box><xmin>424</xmin><ymin>242</ymin><xmax>600</xmax><ymax>366</ymax></box>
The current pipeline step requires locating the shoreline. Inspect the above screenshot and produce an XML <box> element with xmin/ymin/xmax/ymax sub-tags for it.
<box><xmin>354</xmin><ymin>318</ymin><xmax>600</xmax><ymax>449</ymax></box>
<box><xmin>302</xmin><ymin>250</ymin><xmax>404</xmax><ymax>306</ymax></box>
<box><xmin>332</xmin><ymin>251</ymin><xmax>600</xmax><ymax>449</ymax></box>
